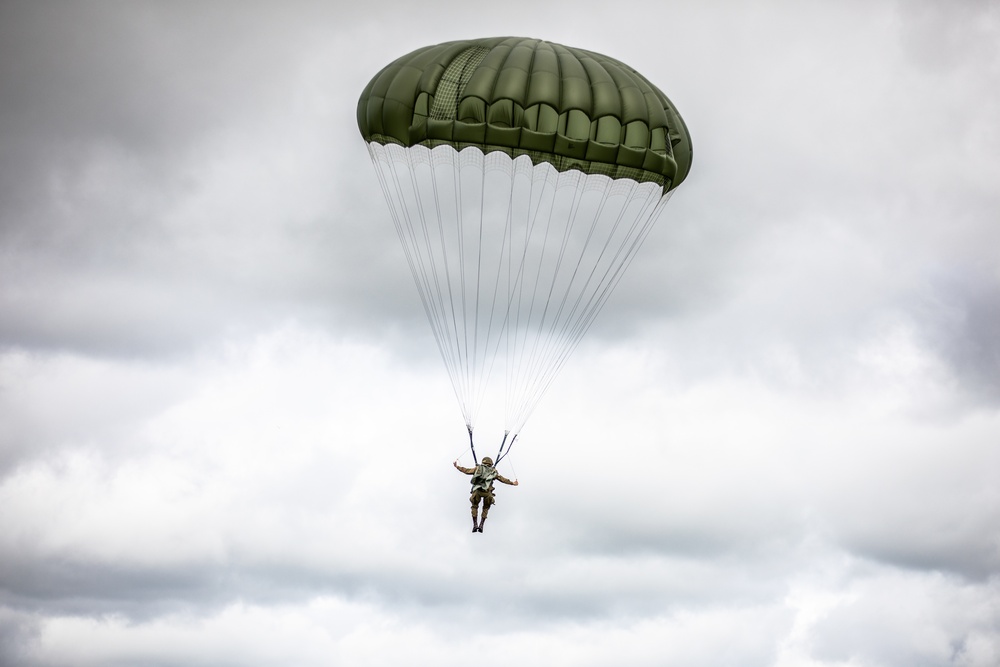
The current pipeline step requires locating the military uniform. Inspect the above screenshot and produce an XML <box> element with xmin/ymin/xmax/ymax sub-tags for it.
<box><xmin>454</xmin><ymin>457</ymin><xmax>517</xmax><ymax>532</ymax></box>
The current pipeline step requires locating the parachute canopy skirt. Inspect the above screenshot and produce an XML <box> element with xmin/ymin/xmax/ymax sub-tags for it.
<box><xmin>358</xmin><ymin>37</ymin><xmax>692</xmax><ymax>440</ymax></box>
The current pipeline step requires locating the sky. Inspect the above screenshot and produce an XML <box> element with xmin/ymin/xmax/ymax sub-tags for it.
<box><xmin>1</xmin><ymin>0</ymin><xmax>998</xmax><ymax>665</ymax></box>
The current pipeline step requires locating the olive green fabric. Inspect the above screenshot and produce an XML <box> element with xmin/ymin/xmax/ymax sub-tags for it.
<box><xmin>358</xmin><ymin>37</ymin><xmax>692</xmax><ymax>193</ymax></box>
<box><xmin>470</xmin><ymin>489</ymin><xmax>495</xmax><ymax>514</ymax></box>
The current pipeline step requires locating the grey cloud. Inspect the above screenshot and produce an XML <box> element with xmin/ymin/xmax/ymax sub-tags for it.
<box><xmin>0</xmin><ymin>501</ymin><xmax>792</xmax><ymax>628</ymax></box>
<box><xmin>845</xmin><ymin>533</ymin><xmax>999</xmax><ymax>583</ymax></box>
<box><xmin>0</xmin><ymin>2</ymin><xmax>410</xmax><ymax>359</ymax></box>
<box><xmin>807</xmin><ymin>569</ymin><xmax>1000</xmax><ymax>667</ymax></box>
<box><xmin>0</xmin><ymin>558</ymin><xmax>222</xmax><ymax>621</ymax></box>
<box><xmin>0</xmin><ymin>608</ymin><xmax>39</xmax><ymax>667</ymax></box>
<box><xmin>913</xmin><ymin>270</ymin><xmax>1000</xmax><ymax>406</ymax></box>
<box><xmin>897</xmin><ymin>0</ymin><xmax>1000</xmax><ymax>73</ymax></box>
<box><xmin>0</xmin><ymin>2</ymin><xmax>324</xmax><ymax>156</ymax></box>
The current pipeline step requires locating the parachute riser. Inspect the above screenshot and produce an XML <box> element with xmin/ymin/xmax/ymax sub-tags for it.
<box><xmin>467</xmin><ymin>424</ymin><xmax>478</xmax><ymax>465</ymax></box>
<box><xmin>494</xmin><ymin>431</ymin><xmax>517</xmax><ymax>466</ymax></box>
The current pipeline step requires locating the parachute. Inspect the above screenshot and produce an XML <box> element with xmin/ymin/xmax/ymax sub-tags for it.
<box><xmin>357</xmin><ymin>37</ymin><xmax>692</xmax><ymax>457</ymax></box>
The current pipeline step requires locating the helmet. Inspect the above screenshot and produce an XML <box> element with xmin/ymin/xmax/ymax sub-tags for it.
<box><xmin>481</xmin><ymin>457</ymin><xmax>493</xmax><ymax>466</ymax></box>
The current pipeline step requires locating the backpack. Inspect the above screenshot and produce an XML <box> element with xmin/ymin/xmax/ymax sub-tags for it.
<box><xmin>470</xmin><ymin>464</ymin><xmax>498</xmax><ymax>491</ymax></box>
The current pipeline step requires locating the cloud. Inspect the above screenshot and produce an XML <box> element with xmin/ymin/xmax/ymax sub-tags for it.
<box><xmin>807</xmin><ymin>566</ymin><xmax>1000</xmax><ymax>667</ymax></box>
<box><xmin>908</xmin><ymin>270</ymin><xmax>1000</xmax><ymax>407</ymax></box>
<box><xmin>0</xmin><ymin>2</ymin><xmax>418</xmax><ymax>358</ymax></box>
<box><xmin>1</xmin><ymin>1</ymin><xmax>998</xmax><ymax>665</ymax></box>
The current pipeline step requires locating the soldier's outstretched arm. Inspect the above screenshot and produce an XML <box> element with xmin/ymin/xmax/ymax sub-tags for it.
<box><xmin>454</xmin><ymin>460</ymin><xmax>475</xmax><ymax>475</ymax></box>
<box><xmin>496</xmin><ymin>474</ymin><xmax>519</xmax><ymax>486</ymax></box>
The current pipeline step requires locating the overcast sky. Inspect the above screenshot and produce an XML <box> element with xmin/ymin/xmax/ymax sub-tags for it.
<box><xmin>1</xmin><ymin>1</ymin><xmax>998</xmax><ymax>665</ymax></box>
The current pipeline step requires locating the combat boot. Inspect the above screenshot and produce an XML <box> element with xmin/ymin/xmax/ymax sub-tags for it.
<box><xmin>477</xmin><ymin>515</ymin><xmax>487</xmax><ymax>533</ymax></box>
<box><xmin>471</xmin><ymin>512</ymin><xmax>479</xmax><ymax>532</ymax></box>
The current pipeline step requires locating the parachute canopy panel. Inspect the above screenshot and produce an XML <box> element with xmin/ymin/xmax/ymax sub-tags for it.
<box><xmin>358</xmin><ymin>37</ymin><xmax>692</xmax><ymax>193</ymax></box>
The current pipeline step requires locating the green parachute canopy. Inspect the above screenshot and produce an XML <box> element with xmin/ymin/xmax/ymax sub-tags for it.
<box><xmin>358</xmin><ymin>37</ymin><xmax>693</xmax><ymax>446</ymax></box>
<box><xmin>358</xmin><ymin>37</ymin><xmax>692</xmax><ymax>193</ymax></box>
